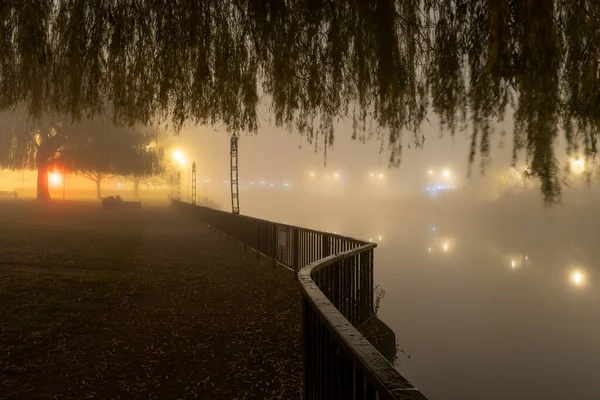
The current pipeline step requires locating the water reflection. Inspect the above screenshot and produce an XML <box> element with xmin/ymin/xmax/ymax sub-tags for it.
<box><xmin>250</xmin><ymin>192</ymin><xmax>600</xmax><ymax>399</ymax></box>
<box><xmin>426</xmin><ymin>237</ymin><xmax>455</xmax><ymax>254</ymax></box>
<box><xmin>508</xmin><ymin>255</ymin><xmax>528</xmax><ymax>270</ymax></box>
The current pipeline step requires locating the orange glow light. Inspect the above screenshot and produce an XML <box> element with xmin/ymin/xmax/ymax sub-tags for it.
<box><xmin>48</xmin><ymin>171</ymin><xmax>63</xmax><ymax>187</ymax></box>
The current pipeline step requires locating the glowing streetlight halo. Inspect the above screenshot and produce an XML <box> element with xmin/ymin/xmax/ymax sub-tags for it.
<box><xmin>48</xmin><ymin>171</ymin><xmax>63</xmax><ymax>187</ymax></box>
<box><xmin>172</xmin><ymin>149</ymin><xmax>186</xmax><ymax>166</ymax></box>
<box><xmin>569</xmin><ymin>156</ymin><xmax>585</xmax><ymax>175</ymax></box>
<box><xmin>570</xmin><ymin>268</ymin><xmax>587</xmax><ymax>287</ymax></box>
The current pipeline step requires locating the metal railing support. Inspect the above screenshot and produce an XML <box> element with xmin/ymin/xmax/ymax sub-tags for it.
<box><xmin>171</xmin><ymin>200</ymin><xmax>427</xmax><ymax>400</ymax></box>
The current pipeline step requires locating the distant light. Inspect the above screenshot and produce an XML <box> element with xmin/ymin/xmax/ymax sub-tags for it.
<box><xmin>283</xmin><ymin>182</ymin><xmax>290</xmax><ymax>187</ymax></box>
<box><xmin>333</xmin><ymin>172</ymin><xmax>340</xmax><ymax>179</ymax></box>
<box><xmin>309</xmin><ymin>172</ymin><xmax>316</xmax><ymax>178</ymax></box>
<box><xmin>48</xmin><ymin>171</ymin><xmax>63</xmax><ymax>187</ymax></box>
<box><xmin>369</xmin><ymin>172</ymin><xmax>375</xmax><ymax>177</ymax></box>
<box><xmin>432</xmin><ymin>226</ymin><xmax>436</xmax><ymax>232</ymax></box>
<box><xmin>570</xmin><ymin>157</ymin><xmax>585</xmax><ymax>175</ymax></box>
<box><xmin>570</xmin><ymin>269</ymin><xmax>586</xmax><ymax>287</ymax></box>
<box><xmin>428</xmin><ymin>170</ymin><xmax>434</xmax><ymax>175</ymax></box>
<box><xmin>442</xmin><ymin>169</ymin><xmax>451</xmax><ymax>178</ymax></box>
<box><xmin>378</xmin><ymin>172</ymin><xmax>384</xmax><ymax>179</ymax></box>
<box><xmin>511</xmin><ymin>260</ymin><xmax>516</xmax><ymax>269</ymax></box>
<box><xmin>145</xmin><ymin>141</ymin><xmax>157</xmax><ymax>151</ymax></box>
<box><xmin>369</xmin><ymin>238</ymin><xmax>373</xmax><ymax>242</ymax></box>
<box><xmin>525</xmin><ymin>256</ymin><xmax>528</xmax><ymax>261</ymax></box>
<box><xmin>172</xmin><ymin>149</ymin><xmax>186</xmax><ymax>166</ymax></box>
<box><xmin>378</xmin><ymin>235</ymin><xmax>383</xmax><ymax>242</ymax></box>
<box><xmin>250</xmin><ymin>181</ymin><xmax>255</xmax><ymax>185</ymax></box>
<box><xmin>426</xmin><ymin>184</ymin><xmax>453</xmax><ymax>194</ymax></box>
<box><xmin>117</xmin><ymin>182</ymin><xmax>121</xmax><ymax>188</ymax></box>
<box><xmin>204</xmin><ymin>179</ymin><xmax>210</xmax><ymax>183</ymax></box>
<box><xmin>260</xmin><ymin>180</ymin><xmax>266</xmax><ymax>184</ymax></box>
<box><xmin>443</xmin><ymin>243</ymin><xmax>448</xmax><ymax>252</ymax></box>
<box><xmin>428</xmin><ymin>247</ymin><xmax>432</xmax><ymax>253</ymax></box>
<box><xmin>270</xmin><ymin>183</ymin><xmax>274</xmax><ymax>187</ymax></box>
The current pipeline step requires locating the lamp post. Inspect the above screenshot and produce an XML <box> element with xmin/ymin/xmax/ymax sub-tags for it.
<box><xmin>172</xmin><ymin>149</ymin><xmax>187</xmax><ymax>200</ymax></box>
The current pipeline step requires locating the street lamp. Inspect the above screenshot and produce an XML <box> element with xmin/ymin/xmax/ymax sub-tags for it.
<box><xmin>172</xmin><ymin>149</ymin><xmax>189</xmax><ymax>200</ymax></box>
<box><xmin>172</xmin><ymin>149</ymin><xmax>186</xmax><ymax>166</ymax></box>
<box><xmin>49</xmin><ymin>171</ymin><xmax>63</xmax><ymax>187</ymax></box>
<box><xmin>570</xmin><ymin>157</ymin><xmax>585</xmax><ymax>175</ymax></box>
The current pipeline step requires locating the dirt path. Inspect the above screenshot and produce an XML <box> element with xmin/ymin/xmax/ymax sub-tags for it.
<box><xmin>0</xmin><ymin>201</ymin><xmax>302</xmax><ymax>399</ymax></box>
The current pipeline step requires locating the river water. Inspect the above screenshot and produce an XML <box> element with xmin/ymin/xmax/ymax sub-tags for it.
<box><xmin>370</xmin><ymin>193</ymin><xmax>600</xmax><ymax>400</ymax></box>
<box><xmin>232</xmin><ymin>188</ymin><xmax>600</xmax><ymax>399</ymax></box>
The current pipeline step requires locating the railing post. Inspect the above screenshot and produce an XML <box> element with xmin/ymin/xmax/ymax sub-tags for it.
<box><xmin>322</xmin><ymin>235</ymin><xmax>330</xmax><ymax>257</ymax></box>
<box><xmin>292</xmin><ymin>228</ymin><xmax>299</xmax><ymax>273</ymax></box>
<box><xmin>269</xmin><ymin>223</ymin><xmax>275</xmax><ymax>267</ymax></box>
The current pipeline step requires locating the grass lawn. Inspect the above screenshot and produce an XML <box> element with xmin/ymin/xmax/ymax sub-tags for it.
<box><xmin>0</xmin><ymin>200</ymin><xmax>302</xmax><ymax>399</ymax></box>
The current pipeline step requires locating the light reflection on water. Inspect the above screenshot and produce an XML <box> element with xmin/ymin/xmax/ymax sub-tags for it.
<box><xmin>242</xmin><ymin>190</ymin><xmax>600</xmax><ymax>399</ymax></box>
<box><xmin>371</xmin><ymin>221</ymin><xmax>598</xmax><ymax>400</ymax></box>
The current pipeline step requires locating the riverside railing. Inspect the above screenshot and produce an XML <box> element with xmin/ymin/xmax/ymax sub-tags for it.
<box><xmin>172</xmin><ymin>200</ymin><xmax>427</xmax><ymax>399</ymax></box>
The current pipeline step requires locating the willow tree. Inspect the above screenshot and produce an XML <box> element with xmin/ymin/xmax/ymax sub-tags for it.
<box><xmin>0</xmin><ymin>109</ymin><xmax>74</xmax><ymax>200</ymax></box>
<box><xmin>0</xmin><ymin>108</ymin><xmax>162</xmax><ymax>200</ymax></box>
<box><xmin>1</xmin><ymin>1</ymin><xmax>600</xmax><ymax>203</ymax></box>
<box><xmin>64</xmin><ymin>121</ymin><xmax>163</xmax><ymax>199</ymax></box>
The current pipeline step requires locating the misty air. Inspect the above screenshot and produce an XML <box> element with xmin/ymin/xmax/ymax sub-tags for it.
<box><xmin>1</xmin><ymin>2</ymin><xmax>599</xmax><ymax>400</ymax></box>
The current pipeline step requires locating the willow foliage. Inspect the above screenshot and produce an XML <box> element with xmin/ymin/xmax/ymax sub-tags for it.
<box><xmin>1</xmin><ymin>0</ymin><xmax>600</xmax><ymax>202</ymax></box>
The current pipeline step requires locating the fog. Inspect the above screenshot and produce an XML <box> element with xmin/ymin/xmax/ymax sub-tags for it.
<box><xmin>2</xmin><ymin>115</ymin><xmax>599</xmax><ymax>399</ymax></box>
<box><xmin>166</xmin><ymin>118</ymin><xmax>599</xmax><ymax>400</ymax></box>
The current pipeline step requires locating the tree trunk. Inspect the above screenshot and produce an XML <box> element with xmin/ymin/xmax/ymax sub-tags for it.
<box><xmin>37</xmin><ymin>164</ymin><xmax>50</xmax><ymax>201</ymax></box>
<box><xmin>96</xmin><ymin>172</ymin><xmax>103</xmax><ymax>199</ymax></box>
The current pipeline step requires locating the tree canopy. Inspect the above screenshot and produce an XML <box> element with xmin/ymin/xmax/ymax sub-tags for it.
<box><xmin>1</xmin><ymin>1</ymin><xmax>600</xmax><ymax>202</ymax></box>
<box><xmin>0</xmin><ymin>107</ymin><xmax>162</xmax><ymax>199</ymax></box>
<box><xmin>64</xmin><ymin>120</ymin><xmax>163</xmax><ymax>198</ymax></box>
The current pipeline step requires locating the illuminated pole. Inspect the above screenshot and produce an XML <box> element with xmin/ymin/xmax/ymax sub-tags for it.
<box><xmin>230</xmin><ymin>134</ymin><xmax>240</xmax><ymax>215</ymax></box>
<box><xmin>62</xmin><ymin>173</ymin><xmax>66</xmax><ymax>200</ymax></box>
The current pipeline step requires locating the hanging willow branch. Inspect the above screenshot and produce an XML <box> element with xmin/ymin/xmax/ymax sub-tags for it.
<box><xmin>1</xmin><ymin>0</ymin><xmax>599</xmax><ymax>203</ymax></box>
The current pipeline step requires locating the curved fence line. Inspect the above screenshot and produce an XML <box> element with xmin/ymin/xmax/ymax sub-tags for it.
<box><xmin>172</xmin><ymin>200</ymin><xmax>428</xmax><ymax>399</ymax></box>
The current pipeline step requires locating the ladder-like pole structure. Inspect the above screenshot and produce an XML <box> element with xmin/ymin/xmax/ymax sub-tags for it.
<box><xmin>191</xmin><ymin>162</ymin><xmax>197</xmax><ymax>205</ymax></box>
<box><xmin>230</xmin><ymin>134</ymin><xmax>240</xmax><ymax>215</ymax></box>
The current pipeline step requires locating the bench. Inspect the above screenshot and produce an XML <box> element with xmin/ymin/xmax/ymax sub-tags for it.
<box><xmin>101</xmin><ymin>196</ymin><xmax>141</xmax><ymax>208</ymax></box>
<box><xmin>0</xmin><ymin>190</ymin><xmax>18</xmax><ymax>199</ymax></box>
